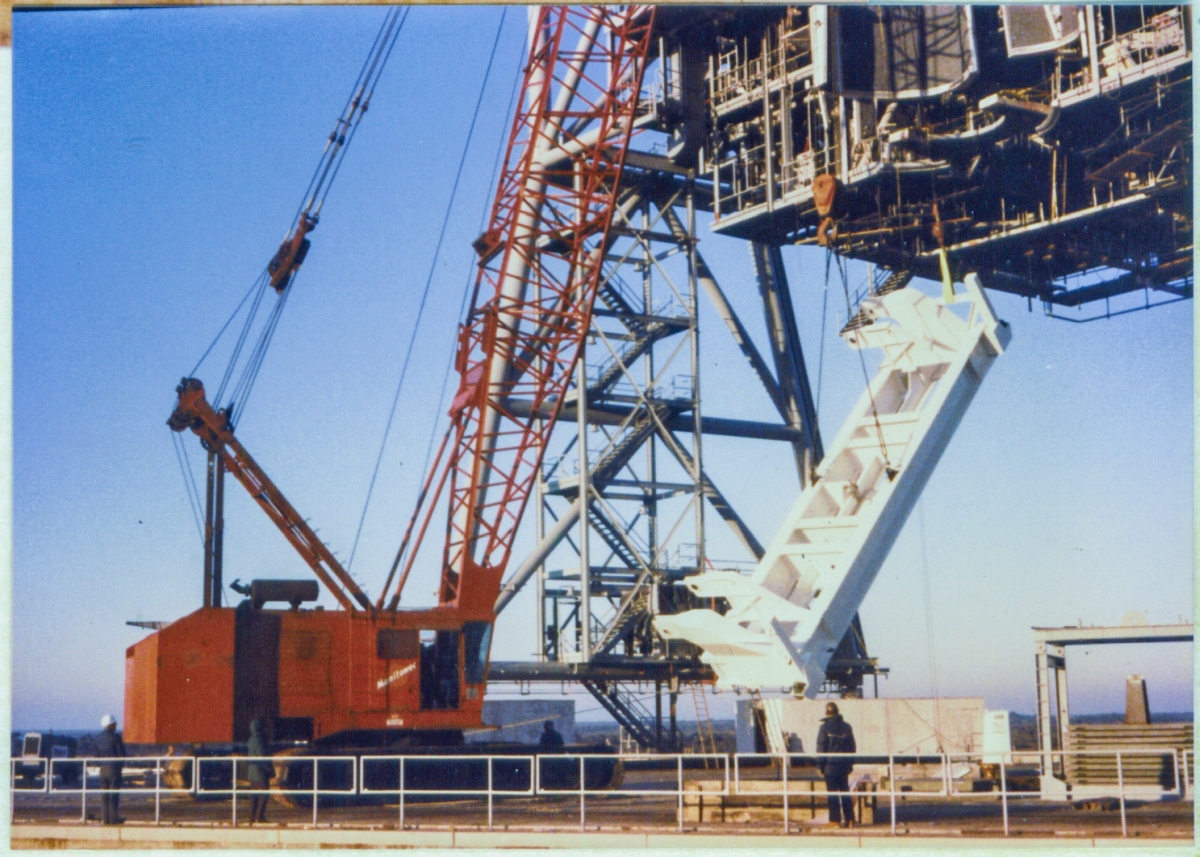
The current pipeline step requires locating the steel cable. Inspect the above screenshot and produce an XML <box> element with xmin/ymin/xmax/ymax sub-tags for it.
<box><xmin>191</xmin><ymin>9</ymin><xmax>406</xmax><ymax>422</ymax></box>
<box><xmin>346</xmin><ymin>8</ymin><xmax>510</xmax><ymax>572</ymax></box>
<box><xmin>172</xmin><ymin>432</ymin><xmax>207</xmax><ymax>547</ymax></box>
<box><xmin>382</xmin><ymin>23</ymin><xmax>528</xmax><ymax>600</ymax></box>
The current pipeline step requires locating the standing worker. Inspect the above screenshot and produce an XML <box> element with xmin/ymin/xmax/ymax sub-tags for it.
<box><xmin>539</xmin><ymin>719</ymin><xmax>565</xmax><ymax>752</ymax></box>
<box><xmin>95</xmin><ymin>714</ymin><xmax>125</xmax><ymax>825</ymax></box>
<box><xmin>246</xmin><ymin>719</ymin><xmax>272</xmax><ymax>825</ymax></box>
<box><xmin>816</xmin><ymin>702</ymin><xmax>856</xmax><ymax>828</ymax></box>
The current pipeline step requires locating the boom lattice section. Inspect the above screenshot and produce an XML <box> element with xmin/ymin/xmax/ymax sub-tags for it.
<box><xmin>391</xmin><ymin>6</ymin><xmax>656</xmax><ymax>615</ymax></box>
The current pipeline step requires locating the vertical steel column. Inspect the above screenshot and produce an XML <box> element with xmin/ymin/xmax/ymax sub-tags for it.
<box><xmin>642</xmin><ymin>201</ymin><xmax>659</xmax><ymax>587</ymax></box>
<box><xmin>1035</xmin><ymin>643</ymin><xmax>1054</xmax><ymax>777</ymax></box>
<box><xmin>211</xmin><ymin>454</ymin><xmax>225</xmax><ymax>607</ymax></box>
<box><xmin>750</xmin><ymin>242</ymin><xmax>823</xmax><ymax>487</ymax></box>
<box><xmin>655</xmin><ymin>681</ymin><xmax>663</xmax><ymax>746</ymax></box>
<box><xmin>1054</xmin><ymin>647</ymin><xmax>1070</xmax><ymax>765</ymax></box>
<box><xmin>535</xmin><ymin>473</ymin><xmax>546</xmax><ymax>660</ymax></box>
<box><xmin>687</xmin><ymin>180</ymin><xmax>705</xmax><ymax>574</ymax></box>
<box><xmin>203</xmin><ymin>451</ymin><xmax>217</xmax><ymax>608</ymax></box>
<box><xmin>576</xmin><ymin>355</ymin><xmax>591</xmax><ymax>662</ymax></box>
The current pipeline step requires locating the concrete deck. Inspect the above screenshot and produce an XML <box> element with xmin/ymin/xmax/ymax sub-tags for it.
<box><xmin>9</xmin><ymin>822</ymin><xmax>1193</xmax><ymax>850</ymax></box>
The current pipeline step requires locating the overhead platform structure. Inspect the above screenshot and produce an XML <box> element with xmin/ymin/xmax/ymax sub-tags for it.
<box><xmin>697</xmin><ymin>4</ymin><xmax>1191</xmax><ymax>318</ymax></box>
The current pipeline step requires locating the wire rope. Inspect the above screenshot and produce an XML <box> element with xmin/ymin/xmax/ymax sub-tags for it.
<box><xmin>917</xmin><ymin>501</ymin><xmax>946</xmax><ymax>751</ymax></box>
<box><xmin>381</xmin><ymin>21</ymin><xmax>529</xmax><ymax>601</ymax></box>
<box><xmin>833</xmin><ymin>250</ymin><xmax>894</xmax><ymax>470</ymax></box>
<box><xmin>814</xmin><ymin>250</ymin><xmax>831</xmax><ymax>438</ymax></box>
<box><xmin>346</xmin><ymin>8</ymin><xmax>509</xmax><ymax>571</ymax></box>
<box><xmin>172</xmin><ymin>433</ymin><xmax>206</xmax><ymax>546</ymax></box>
<box><xmin>193</xmin><ymin>8</ymin><xmax>407</xmax><ymax>422</ymax></box>
<box><xmin>189</xmin><ymin>276</ymin><xmax>263</xmax><ymax>379</ymax></box>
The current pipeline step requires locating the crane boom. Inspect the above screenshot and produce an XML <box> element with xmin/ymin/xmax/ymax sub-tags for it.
<box><xmin>394</xmin><ymin>6</ymin><xmax>656</xmax><ymax>615</ymax></box>
<box><xmin>168</xmin><ymin>378</ymin><xmax>373</xmax><ymax>613</ymax></box>
<box><xmin>655</xmin><ymin>275</ymin><xmax>1010</xmax><ymax>696</ymax></box>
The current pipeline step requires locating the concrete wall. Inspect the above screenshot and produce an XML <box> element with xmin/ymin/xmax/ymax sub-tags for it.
<box><xmin>466</xmin><ymin>699</ymin><xmax>576</xmax><ymax>745</ymax></box>
<box><xmin>736</xmin><ymin>697</ymin><xmax>984</xmax><ymax>755</ymax></box>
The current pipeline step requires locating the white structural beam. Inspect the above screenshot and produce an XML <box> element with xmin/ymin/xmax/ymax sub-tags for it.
<box><xmin>655</xmin><ymin>274</ymin><xmax>1010</xmax><ymax>696</ymax></box>
<box><xmin>1033</xmin><ymin>624</ymin><xmax>1193</xmax><ymax>646</ymax></box>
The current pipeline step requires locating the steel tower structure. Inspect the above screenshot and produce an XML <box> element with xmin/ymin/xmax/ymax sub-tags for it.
<box><xmin>487</xmin><ymin>4</ymin><xmax>1191</xmax><ymax>749</ymax></box>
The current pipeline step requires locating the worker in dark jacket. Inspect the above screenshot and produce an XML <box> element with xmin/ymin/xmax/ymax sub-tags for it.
<box><xmin>246</xmin><ymin>719</ymin><xmax>272</xmax><ymax>824</ymax></box>
<box><xmin>95</xmin><ymin>714</ymin><xmax>125</xmax><ymax>825</ymax></box>
<box><xmin>816</xmin><ymin>702</ymin><xmax>856</xmax><ymax>827</ymax></box>
<box><xmin>539</xmin><ymin>719</ymin><xmax>565</xmax><ymax>752</ymax></box>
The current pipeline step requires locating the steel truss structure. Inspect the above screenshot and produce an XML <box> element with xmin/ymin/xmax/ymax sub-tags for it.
<box><xmin>385</xmin><ymin>6</ymin><xmax>658</xmax><ymax>617</ymax></box>
<box><xmin>488</xmin><ymin>4</ymin><xmax>1190</xmax><ymax>750</ymax></box>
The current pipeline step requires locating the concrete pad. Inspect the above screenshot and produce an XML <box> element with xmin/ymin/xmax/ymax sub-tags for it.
<box><xmin>118</xmin><ymin>824</ymin><xmax>280</xmax><ymax>846</ymax></box>
<box><xmin>647</xmin><ymin>832</ymin><xmax>809</xmax><ymax>848</ymax></box>
<box><xmin>280</xmin><ymin>827</ymin><xmax>453</xmax><ymax>848</ymax></box>
<box><xmin>11</xmin><ymin>824</ymin><xmax>121</xmax><ymax>842</ymax></box>
<box><xmin>454</xmin><ymin>830</ymin><xmax>649</xmax><ymax>849</ymax></box>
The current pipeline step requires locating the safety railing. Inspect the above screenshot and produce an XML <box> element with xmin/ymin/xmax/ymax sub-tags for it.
<box><xmin>729</xmin><ymin>748</ymin><xmax>1193</xmax><ymax>837</ymax></box>
<box><xmin>196</xmin><ymin>755</ymin><xmax>356</xmax><ymax>826</ymax></box>
<box><xmin>537</xmin><ymin>753</ymin><xmax>729</xmax><ymax>832</ymax></box>
<box><xmin>359</xmin><ymin>754</ymin><xmax>535</xmax><ymax>831</ymax></box>
<box><xmin>36</xmin><ymin>756</ymin><xmax>198</xmax><ymax>826</ymax></box>
<box><xmin>11</xmin><ymin>748</ymin><xmax>1193</xmax><ymax>834</ymax></box>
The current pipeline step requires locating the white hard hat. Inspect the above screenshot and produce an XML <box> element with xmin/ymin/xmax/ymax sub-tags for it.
<box><xmin>100</xmin><ymin>714</ymin><xmax>116</xmax><ymax>728</ymax></box>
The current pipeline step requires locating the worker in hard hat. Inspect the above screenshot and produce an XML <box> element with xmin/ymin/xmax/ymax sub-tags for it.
<box><xmin>816</xmin><ymin>702</ymin><xmax>856</xmax><ymax>828</ymax></box>
<box><xmin>95</xmin><ymin>715</ymin><xmax>126</xmax><ymax>825</ymax></box>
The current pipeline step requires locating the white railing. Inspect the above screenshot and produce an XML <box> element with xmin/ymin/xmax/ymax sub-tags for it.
<box><xmin>196</xmin><ymin>755</ymin><xmax>356</xmax><ymax>827</ymax></box>
<box><xmin>536</xmin><ymin>753</ymin><xmax>730</xmax><ymax>833</ymax></box>
<box><xmin>40</xmin><ymin>756</ymin><xmax>197</xmax><ymax>826</ymax></box>
<box><xmin>359</xmin><ymin>754</ymin><xmax>535</xmax><ymax>831</ymax></box>
<box><xmin>11</xmin><ymin>748</ymin><xmax>1193</xmax><ymax>835</ymax></box>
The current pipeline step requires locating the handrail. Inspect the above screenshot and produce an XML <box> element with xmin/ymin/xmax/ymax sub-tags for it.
<box><xmin>10</xmin><ymin>748</ymin><xmax>1193</xmax><ymax>835</ymax></box>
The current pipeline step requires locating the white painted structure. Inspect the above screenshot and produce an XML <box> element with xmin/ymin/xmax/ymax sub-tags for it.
<box><xmin>735</xmin><ymin>696</ymin><xmax>990</xmax><ymax>758</ymax></box>
<box><xmin>655</xmin><ymin>275</ymin><xmax>1009</xmax><ymax>695</ymax></box>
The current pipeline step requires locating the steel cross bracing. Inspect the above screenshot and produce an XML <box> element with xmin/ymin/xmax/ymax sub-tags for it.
<box><xmin>383</xmin><ymin>7</ymin><xmax>657</xmax><ymax>618</ymax></box>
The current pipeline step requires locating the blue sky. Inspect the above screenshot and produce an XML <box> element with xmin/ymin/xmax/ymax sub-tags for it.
<box><xmin>12</xmin><ymin>6</ymin><xmax>1193</xmax><ymax>730</ymax></box>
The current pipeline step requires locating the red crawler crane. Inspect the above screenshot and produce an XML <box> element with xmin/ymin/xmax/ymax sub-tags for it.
<box><xmin>125</xmin><ymin>6</ymin><xmax>656</xmax><ymax>748</ymax></box>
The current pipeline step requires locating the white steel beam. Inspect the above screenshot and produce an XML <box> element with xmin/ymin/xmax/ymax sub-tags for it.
<box><xmin>655</xmin><ymin>274</ymin><xmax>1010</xmax><ymax>696</ymax></box>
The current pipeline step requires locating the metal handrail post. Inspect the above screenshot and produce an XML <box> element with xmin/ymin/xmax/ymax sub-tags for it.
<box><xmin>1000</xmin><ymin>758</ymin><xmax>1009</xmax><ymax>836</ymax></box>
<box><xmin>232</xmin><ymin>759</ymin><xmax>238</xmax><ymax>827</ymax></box>
<box><xmin>155</xmin><ymin>756</ymin><xmax>161</xmax><ymax>825</ymax></box>
<box><xmin>888</xmin><ymin>754</ymin><xmax>896</xmax><ymax>835</ymax></box>
<box><xmin>312</xmin><ymin>758</ymin><xmax>319</xmax><ymax>827</ymax></box>
<box><xmin>677</xmin><ymin>755</ymin><xmax>683</xmax><ymax>833</ymax></box>
<box><xmin>488</xmin><ymin>757</ymin><xmax>494</xmax><ymax>831</ymax></box>
<box><xmin>399</xmin><ymin>757</ymin><xmax>406</xmax><ymax>830</ymax></box>
<box><xmin>782</xmin><ymin>753</ymin><xmax>788</xmax><ymax>834</ymax></box>
<box><xmin>1117</xmin><ymin>751</ymin><xmax>1126</xmax><ymax>837</ymax></box>
<box><xmin>579</xmin><ymin>756</ymin><xmax>586</xmax><ymax>831</ymax></box>
<box><xmin>81</xmin><ymin>761</ymin><xmax>87</xmax><ymax>823</ymax></box>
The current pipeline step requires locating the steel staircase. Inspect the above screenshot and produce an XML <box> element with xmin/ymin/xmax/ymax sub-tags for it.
<box><xmin>582</xmin><ymin>679</ymin><xmax>675</xmax><ymax>751</ymax></box>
